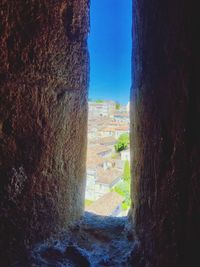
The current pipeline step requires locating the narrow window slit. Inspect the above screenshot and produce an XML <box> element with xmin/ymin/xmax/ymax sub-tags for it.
<box><xmin>85</xmin><ymin>0</ymin><xmax>132</xmax><ymax>218</ymax></box>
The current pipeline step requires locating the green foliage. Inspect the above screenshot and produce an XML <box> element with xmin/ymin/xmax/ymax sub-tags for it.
<box><xmin>95</xmin><ymin>99</ymin><xmax>104</xmax><ymax>103</ymax></box>
<box><xmin>113</xmin><ymin>181</ymin><xmax>130</xmax><ymax>197</ymax></box>
<box><xmin>123</xmin><ymin>160</ymin><xmax>131</xmax><ymax>182</ymax></box>
<box><xmin>115</xmin><ymin>102</ymin><xmax>121</xmax><ymax>110</ymax></box>
<box><xmin>122</xmin><ymin>200</ymin><xmax>131</xmax><ymax>211</ymax></box>
<box><xmin>85</xmin><ymin>199</ymin><xmax>93</xmax><ymax>206</ymax></box>
<box><xmin>115</xmin><ymin>133</ymin><xmax>130</xmax><ymax>152</ymax></box>
<box><xmin>112</xmin><ymin>181</ymin><xmax>131</xmax><ymax>211</ymax></box>
<box><xmin>111</xmin><ymin>152</ymin><xmax>120</xmax><ymax>159</ymax></box>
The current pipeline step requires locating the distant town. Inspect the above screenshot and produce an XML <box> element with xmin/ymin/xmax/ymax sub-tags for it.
<box><xmin>85</xmin><ymin>100</ymin><xmax>130</xmax><ymax>217</ymax></box>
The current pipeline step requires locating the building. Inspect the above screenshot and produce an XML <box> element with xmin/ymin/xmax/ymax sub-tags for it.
<box><xmin>115</xmin><ymin>126</ymin><xmax>130</xmax><ymax>139</ymax></box>
<box><xmin>88</xmin><ymin>117</ymin><xmax>113</xmax><ymax>141</ymax></box>
<box><xmin>85</xmin><ymin>192</ymin><xmax>124</xmax><ymax>217</ymax></box>
<box><xmin>87</xmin><ymin>145</ymin><xmax>112</xmax><ymax>159</ymax></box>
<box><xmin>100</xmin><ymin>127</ymin><xmax>116</xmax><ymax>138</ymax></box>
<box><xmin>98</xmin><ymin>136</ymin><xmax>117</xmax><ymax>146</ymax></box>
<box><xmin>120</xmin><ymin>149</ymin><xmax>130</xmax><ymax>162</ymax></box>
<box><xmin>113</xmin><ymin>112</ymin><xmax>129</xmax><ymax>123</ymax></box>
<box><xmin>94</xmin><ymin>169</ymin><xmax>122</xmax><ymax>199</ymax></box>
<box><xmin>86</xmin><ymin>100</ymin><xmax>130</xmax><ymax>207</ymax></box>
<box><xmin>86</xmin><ymin>146</ymin><xmax>115</xmax><ymax>200</ymax></box>
<box><xmin>126</xmin><ymin>102</ymin><xmax>130</xmax><ymax>113</ymax></box>
<box><xmin>112</xmin><ymin>159</ymin><xmax>124</xmax><ymax>170</ymax></box>
<box><xmin>88</xmin><ymin>101</ymin><xmax>116</xmax><ymax>118</ymax></box>
<box><xmin>86</xmin><ymin>167</ymin><xmax>122</xmax><ymax>201</ymax></box>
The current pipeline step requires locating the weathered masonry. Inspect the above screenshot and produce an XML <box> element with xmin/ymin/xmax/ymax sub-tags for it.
<box><xmin>0</xmin><ymin>1</ymin><xmax>199</xmax><ymax>267</ymax></box>
<box><xmin>0</xmin><ymin>0</ymin><xmax>89</xmax><ymax>263</ymax></box>
<box><xmin>130</xmin><ymin>1</ymin><xmax>200</xmax><ymax>266</ymax></box>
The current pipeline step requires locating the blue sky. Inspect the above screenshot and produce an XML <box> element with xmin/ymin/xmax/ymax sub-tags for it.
<box><xmin>88</xmin><ymin>0</ymin><xmax>132</xmax><ymax>104</ymax></box>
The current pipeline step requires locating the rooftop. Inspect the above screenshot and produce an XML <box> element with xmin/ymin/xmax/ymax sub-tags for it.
<box><xmin>113</xmin><ymin>112</ymin><xmax>129</xmax><ymax>117</ymax></box>
<box><xmin>85</xmin><ymin>192</ymin><xmax>124</xmax><ymax>216</ymax></box>
<box><xmin>101</xmin><ymin>127</ymin><xmax>116</xmax><ymax>132</ymax></box>
<box><xmin>88</xmin><ymin>145</ymin><xmax>112</xmax><ymax>155</ymax></box>
<box><xmin>96</xmin><ymin>168</ymin><xmax>122</xmax><ymax>185</ymax></box>
<box><xmin>115</xmin><ymin>126</ymin><xmax>129</xmax><ymax>131</ymax></box>
<box><xmin>99</xmin><ymin>136</ymin><xmax>117</xmax><ymax>145</ymax></box>
<box><xmin>87</xmin><ymin>154</ymin><xmax>105</xmax><ymax>169</ymax></box>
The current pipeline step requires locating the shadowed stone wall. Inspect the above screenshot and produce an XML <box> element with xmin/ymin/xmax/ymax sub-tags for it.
<box><xmin>1</xmin><ymin>0</ymin><xmax>199</xmax><ymax>266</ymax></box>
<box><xmin>130</xmin><ymin>0</ymin><xmax>200</xmax><ymax>266</ymax></box>
<box><xmin>0</xmin><ymin>0</ymin><xmax>89</xmax><ymax>264</ymax></box>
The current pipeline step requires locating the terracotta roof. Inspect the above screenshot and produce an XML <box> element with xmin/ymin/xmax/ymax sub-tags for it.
<box><xmin>115</xmin><ymin>126</ymin><xmax>129</xmax><ymax>131</ymax></box>
<box><xmin>109</xmin><ymin>121</ymin><xmax>128</xmax><ymax>126</ymax></box>
<box><xmin>88</xmin><ymin>117</ymin><xmax>112</xmax><ymax>124</ymax></box>
<box><xmin>85</xmin><ymin>192</ymin><xmax>124</xmax><ymax>216</ymax></box>
<box><xmin>113</xmin><ymin>112</ymin><xmax>129</xmax><ymax>117</ymax></box>
<box><xmin>96</xmin><ymin>169</ymin><xmax>121</xmax><ymax>185</ymax></box>
<box><xmin>101</xmin><ymin>125</ymin><xmax>129</xmax><ymax>132</ymax></box>
<box><xmin>89</xmin><ymin>137</ymin><xmax>116</xmax><ymax>146</ymax></box>
<box><xmin>87</xmin><ymin>145</ymin><xmax>112</xmax><ymax>155</ymax></box>
<box><xmin>101</xmin><ymin>127</ymin><xmax>116</xmax><ymax>132</ymax></box>
<box><xmin>99</xmin><ymin>136</ymin><xmax>117</xmax><ymax>145</ymax></box>
<box><xmin>87</xmin><ymin>154</ymin><xmax>104</xmax><ymax>169</ymax></box>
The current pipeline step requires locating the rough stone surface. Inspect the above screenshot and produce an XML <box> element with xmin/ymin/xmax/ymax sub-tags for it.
<box><xmin>14</xmin><ymin>213</ymin><xmax>135</xmax><ymax>267</ymax></box>
<box><xmin>0</xmin><ymin>0</ymin><xmax>89</xmax><ymax>265</ymax></box>
<box><xmin>130</xmin><ymin>1</ymin><xmax>200</xmax><ymax>266</ymax></box>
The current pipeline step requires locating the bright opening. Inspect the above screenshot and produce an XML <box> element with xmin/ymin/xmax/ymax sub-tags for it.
<box><xmin>85</xmin><ymin>0</ymin><xmax>132</xmax><ymax>217</ymax></box>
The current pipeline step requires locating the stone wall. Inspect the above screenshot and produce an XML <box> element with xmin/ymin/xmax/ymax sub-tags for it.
<box><xmin>0</xmin><ymin>0</ymin><xmax>89</xmax><ymax>264</ymax></box>
<box><xmin>130</xmin><ymin>0</ymin><xmax>200</xmax><ymax>266</ymax></box>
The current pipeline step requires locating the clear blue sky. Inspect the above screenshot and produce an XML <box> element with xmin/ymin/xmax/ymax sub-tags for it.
<box><xmin>88</xmin><ymin>0</ymin><xmax>132</xmax><ymax>104</ymax></box>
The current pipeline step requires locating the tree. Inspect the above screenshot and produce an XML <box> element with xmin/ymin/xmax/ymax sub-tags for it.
<box><xmin>115</xmin><ymin>102</ymin><xmax>121</xmax><ymax>110</ymax></box>
<box><xmin>95</xmin><ymin>99</ymin><xmax>104</xmax><ymax>103</ymax></box>
<box><xmin>114</xmin><ymin>133</ymin><xmax>130</xmax><ymax>152</ymax></box>
<box><xmin>112</xmin><ymin>181</ymin><xmax>131</xmax><ymax>211</ymax></box>
<box><xmin>112</xmin><ymin>159</ymin><xmax>131</xmax><ymax>211</ymax></box>
<box><xmin>123</xmin><ymin>160</ymin><xmax>131</xmax><ymax>182</ymax></box>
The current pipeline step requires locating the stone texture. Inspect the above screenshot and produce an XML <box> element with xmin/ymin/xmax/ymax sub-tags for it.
<box><xmin>130</xmin><ymin>0</ymin><xmax>200</xmax><ymax>266</ymax></box>
<box><xmin>0</xmin><ymin>0</ymin><xmax>89</xmax><ymax>264</ymax></box>
<box><xmin>18</xmin><ymin>213</ymin><xmax>135</xmax><ymax>267</ymax></box>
